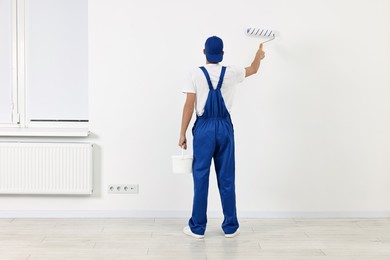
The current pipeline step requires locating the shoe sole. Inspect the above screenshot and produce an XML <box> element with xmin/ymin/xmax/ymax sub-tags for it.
<box><xmin>225</xmin><ymin>228</ymin><xmax>240</xmax><ymax>238</ymax></box>
<box><xmin>183</xmin><ymin>227</ymin><xmax>204</xmax><ymax>239</ymax></box>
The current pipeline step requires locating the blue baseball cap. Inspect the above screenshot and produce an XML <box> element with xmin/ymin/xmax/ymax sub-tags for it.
<box><xmin>205</xmin><ymin>36</ymin><xmax>224</xmax><ymax>63</ymax></box>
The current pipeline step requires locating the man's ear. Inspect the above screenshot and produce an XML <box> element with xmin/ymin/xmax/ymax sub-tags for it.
<box><xmin>222</xmin><ymin>50</ymin><xmax>224</xmax><ymax>55</ymax></box>
<box><xmin>203</xmin><ymin>49</ymin><xmax>206</xmax><ymax>55</ymax></box>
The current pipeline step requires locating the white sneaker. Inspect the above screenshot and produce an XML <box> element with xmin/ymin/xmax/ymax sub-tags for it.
<box><xmin>183</xmin><ymin>226</ymin><xmax>204</xmax><ymax>239</ymax></box>
<box><xmin>225</xmin><ymin>228</ymin><xmax>240</xmax><ymax>238</ymax></box>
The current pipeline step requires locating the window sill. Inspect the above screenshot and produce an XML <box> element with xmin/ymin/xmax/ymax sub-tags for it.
<box><xmin>0</xmin><ymin>127</ymin><xmax>90</xmax><ymax>137</ymax></box>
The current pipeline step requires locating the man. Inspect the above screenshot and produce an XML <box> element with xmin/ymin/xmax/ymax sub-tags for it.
<box><xmin>179</xmin><ymin>36</ymin><xmax>265</xmax><ymax>239</ymax></box>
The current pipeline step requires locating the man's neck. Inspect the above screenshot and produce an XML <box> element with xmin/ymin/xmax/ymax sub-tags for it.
<box><xmin>206</xmin><ymin>61</ymin><xmax>219</xmax><ymax>65</ymax></box>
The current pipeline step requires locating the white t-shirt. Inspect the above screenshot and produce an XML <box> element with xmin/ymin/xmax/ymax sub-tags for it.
<box><xmin>182</xmin><ymin>64</ymin><xmax>246</xmax><ymax>116</ymax></box>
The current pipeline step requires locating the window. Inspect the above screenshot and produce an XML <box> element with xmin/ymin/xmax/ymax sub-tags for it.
<box><xmin>0</xmin><ymin>0</ymin><xmax>14</xmax><ymax>125</ymax></box>
<box><xmin>0</xmin><ymin>0</ymin><xmax>88</xmax><ymax>135</ymax></box>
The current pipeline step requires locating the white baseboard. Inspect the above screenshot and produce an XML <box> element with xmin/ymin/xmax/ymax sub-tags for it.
<box><xmin>0</xmin><ymin>210</ymin><xmax>390</xmax><ymax>218</ymax></box>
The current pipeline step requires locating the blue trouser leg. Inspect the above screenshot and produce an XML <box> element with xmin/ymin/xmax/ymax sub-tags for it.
<box><xmin>189</xmin><ymin>120</ymin><xmax>215</xmax><ymax>235</ymax></box>
<box><xmin>214</xmin><ymin>120</ymin><xmax>239</xmax><ymax>234</ymax></box>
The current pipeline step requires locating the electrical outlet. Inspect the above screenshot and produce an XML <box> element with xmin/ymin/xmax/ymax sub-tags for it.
<box><xmin>108</xmin><ymin>184</ymin><xmax>139</xmax><ymax>194</ymax></box>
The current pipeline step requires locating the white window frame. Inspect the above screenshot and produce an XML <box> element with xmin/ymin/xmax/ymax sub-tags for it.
<box><xmin>0</xmin><ymin>0</ymin><xmax>18</xmax><ymax>128</ymax></box>
<box><xmin>0</xmin><ymin>0</ymin><xmax>89</xmax><ymax>136</ymax></box>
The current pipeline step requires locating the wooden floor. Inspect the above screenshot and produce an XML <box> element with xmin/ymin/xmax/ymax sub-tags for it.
<box><xmin>1</xmin><ymin>218</ymin><xmax>390</xmax><ymax>259</ymax></box>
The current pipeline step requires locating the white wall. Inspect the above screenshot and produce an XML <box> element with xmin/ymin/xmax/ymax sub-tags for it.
<box><xmin>1</xmin><ymin>0</ymin><xmax>390</xmax><ymax>217</ymax></box>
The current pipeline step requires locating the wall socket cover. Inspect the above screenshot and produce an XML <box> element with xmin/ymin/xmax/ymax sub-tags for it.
<box><xmin>108</xmin><ymin>184</ymin><xmax>139</xmax><ymax>194</ymax></box>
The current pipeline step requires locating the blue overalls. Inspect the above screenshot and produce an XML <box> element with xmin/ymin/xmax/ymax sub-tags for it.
<box><xmin>189</xmin><ymin>66</ymin><xmax>239</xmax><ymax>235</ymax></box>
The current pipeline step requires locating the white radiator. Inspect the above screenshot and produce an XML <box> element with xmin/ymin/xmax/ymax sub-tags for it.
<box><xmin>0</xmin><ymin>142</ymin><xmax>93</xmax><ymax>194</ymax></box>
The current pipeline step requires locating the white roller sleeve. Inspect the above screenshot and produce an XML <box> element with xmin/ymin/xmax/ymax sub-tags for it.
<box><xmin>246</xmin><ymin>28</ymin><xmax>275</xmax><ymax>37</ymax></box>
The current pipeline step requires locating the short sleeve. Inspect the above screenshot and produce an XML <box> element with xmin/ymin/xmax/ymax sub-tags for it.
<box><xmin>181</xmin><ymin>71</ymin><xmax>196</xmax><ymax>94</ymax></box>
<box><xmin>231</xmin><ymin>66</ymin><xmax>245</xmax><ymax>84</ymax></box>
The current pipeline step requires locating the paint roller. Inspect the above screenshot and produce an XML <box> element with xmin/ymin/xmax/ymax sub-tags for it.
<box><xmin>246</xmin><ymin>28</ymin><xmax>276</xmax><ymax>44</ymax></box>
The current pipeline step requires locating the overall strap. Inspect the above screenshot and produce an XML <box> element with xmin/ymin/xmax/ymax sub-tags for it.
<box><xmin>216</xmin><ymin>66</ymin><xmax>227</xmax><ymax>90</ymax></box>
<box><xmin>199</xmin><ymin>66</ymin><xmax>213</xmax><ymax>90</ymax></box>
<box><xmin>199</xmin><ymin>66</ymin><xmax>227</xmax><ymax>90</ymax></box>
